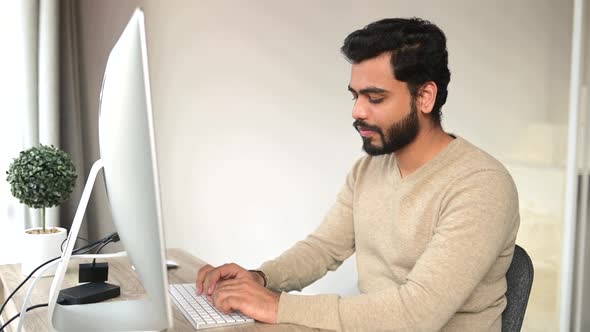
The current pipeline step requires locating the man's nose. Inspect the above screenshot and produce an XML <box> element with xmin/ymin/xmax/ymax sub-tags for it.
<box><xmin>352</xmin><ymin>100</ymin><xmax>368</xmax><ymax>120</ymax></box>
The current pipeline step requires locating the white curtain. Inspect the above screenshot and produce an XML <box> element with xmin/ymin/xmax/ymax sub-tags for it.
<box><xmin>21</xmin><ymin>0</ymin><xmax>60</xmax><ymax>230</ymax></box>
<box><xmin>0</xmin><ymin>3</ymin><xmax>28</xmax><ymax>264</ymax></box>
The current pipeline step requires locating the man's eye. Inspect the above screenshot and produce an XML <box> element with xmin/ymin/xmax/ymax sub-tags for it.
<box><xmin>351</xmin><ymin>95</ymin><xmax>358</xmax><ymax>101</ymax></box>
<box><xmin>369</xmin><ymin>97</ymin><xmax>384</xmax><ymax>104</ymax></box>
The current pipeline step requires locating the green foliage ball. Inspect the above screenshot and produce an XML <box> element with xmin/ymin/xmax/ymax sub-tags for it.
<box><xmin>6</xmin><ymin>145</ymin><xmax>77</xmax><ymax>209</ymax></box>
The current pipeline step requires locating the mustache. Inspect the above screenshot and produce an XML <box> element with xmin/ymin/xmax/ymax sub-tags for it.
<box><xmin>353</xmin><ymin>120</ymin><xmax>382</xmax><ymax>133</ymax></box>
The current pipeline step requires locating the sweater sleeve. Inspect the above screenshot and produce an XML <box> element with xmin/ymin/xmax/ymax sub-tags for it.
<box><xmin>275</xmin><ymin>170</ymin><xmax>519</xmax><ymax>331</ymax></box>
<box><xmin>257</xmin><ymin>162</ymin><xmax>357</xmax><ymax>292</ymax></box>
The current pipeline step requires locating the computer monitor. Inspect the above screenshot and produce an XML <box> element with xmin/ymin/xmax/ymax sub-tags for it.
<box><xmin>46</xmin><ymin>8</ymin><xmax>172</xmax><ymax>331</ymax></box>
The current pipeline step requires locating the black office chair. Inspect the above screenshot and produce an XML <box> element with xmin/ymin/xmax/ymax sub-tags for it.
<box><xmin>502</xmin><ymin>244</ymin><xmax>534</xmax><ymax>332</ymax></box>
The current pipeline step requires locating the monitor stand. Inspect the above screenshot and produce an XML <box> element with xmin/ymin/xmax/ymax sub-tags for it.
<box><xmin>43</xmin><ymin>159</ymin><xmax>168</xmax><ymax>332</ymax></box>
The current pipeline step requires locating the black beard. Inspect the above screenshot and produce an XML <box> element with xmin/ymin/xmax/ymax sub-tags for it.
<box><xmin>354</xmin><ymin>99</ymin><xmax>420</xmax><ymax>156</ymax></box>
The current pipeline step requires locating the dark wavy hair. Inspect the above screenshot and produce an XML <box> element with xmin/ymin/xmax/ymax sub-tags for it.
<box><xmin>341</xmin><ymin>18</ymin><xmax>451</xmax><ymax>125</ymax></box>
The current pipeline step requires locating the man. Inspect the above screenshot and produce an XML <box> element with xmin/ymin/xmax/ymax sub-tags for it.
<box><xmin>196</xmin><ymin>17</ymin><xmax>519</xmax><ymax>331</ymax></box>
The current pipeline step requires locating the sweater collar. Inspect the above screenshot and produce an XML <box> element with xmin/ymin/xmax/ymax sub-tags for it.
<box><xmin>391</xmin><ymin>135</ymin><xmax>462</xmax><ymax>185</ymax></box>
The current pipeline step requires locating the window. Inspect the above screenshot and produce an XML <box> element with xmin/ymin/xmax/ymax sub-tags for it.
<box><xmin>0</xmin><ymin>2</ymin><xmax>26</xmax><ymax>264</ymax></box>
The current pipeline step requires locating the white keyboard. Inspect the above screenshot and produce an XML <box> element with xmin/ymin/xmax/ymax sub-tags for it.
<box><xmin>169</xmin><ymin>283</ymin><xmax>254</xmax><ymax>330</ymax></box>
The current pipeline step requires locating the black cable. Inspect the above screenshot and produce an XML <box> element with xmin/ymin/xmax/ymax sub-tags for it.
<box><xmin>0</xmin><ymin>303</ymin><xmax>48</xmax><ymax>331</ymax></box>
<box><xmin>92</xmin><ymin>239</ymin><xmax>112</xmax><ymax>267</ymax></box>
<box><xmin>0</xmin><ymin>233</ymin><xmax>119</xmax><ymax>317</ymax></box>
<box><xmin>60</xmin><ymin>236</ymin><xmax>91</xmax><ymax>253</ymax></box>
<box><xmin>73</xmin><ymin>237</ymin><xmax>112</xmax><ymax>256</ymax></box>
<box><xmin>94</xmin><ymin>241</ymin><xmax>110</xmax><ymax>255</ymax></box>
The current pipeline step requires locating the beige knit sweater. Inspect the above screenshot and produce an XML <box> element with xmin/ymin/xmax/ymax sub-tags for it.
<box><xmin>259</xmin><ymin>137</ymin><xmax>520</xmax><ymax>331</ymax></box>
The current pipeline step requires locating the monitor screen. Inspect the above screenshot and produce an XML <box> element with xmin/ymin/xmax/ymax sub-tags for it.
<box><xmin>49</xmin><ymin>8</ymin><xmax>172</xmax><ymax>331</ymax></box>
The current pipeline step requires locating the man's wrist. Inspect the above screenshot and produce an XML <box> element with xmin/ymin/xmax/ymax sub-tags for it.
<box><xmin>248</xmin><ymin>269</ymin><xmax>268</xmax><ymax>287</ymax></box>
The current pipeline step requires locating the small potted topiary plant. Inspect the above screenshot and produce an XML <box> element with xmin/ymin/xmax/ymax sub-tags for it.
<box><xmin>6</xmin><ymin>144</ymin><xmax>77</xmax><ymax>277</ymax></box>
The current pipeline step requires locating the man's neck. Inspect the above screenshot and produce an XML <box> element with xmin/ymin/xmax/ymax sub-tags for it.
<box><xmin>394</xmin><ymin>126</ymin><xmax>454</xmax><ymax>178</ymax></box>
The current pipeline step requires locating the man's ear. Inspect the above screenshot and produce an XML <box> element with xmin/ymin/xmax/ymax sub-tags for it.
<box><xmin>417</xmin><ymin>82</ymin><xmax>438</xmax><ymax>115</ymax></box>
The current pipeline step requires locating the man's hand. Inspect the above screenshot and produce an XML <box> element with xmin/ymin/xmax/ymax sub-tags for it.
<box><xmin>195</xmin><ymin>263</ymin><xmax>279</xmax><ymax>323</ymax></box>
<box><xmin>212</xmin><ymin>277</ymin><xmax>280</xmax><ymax>324</ymax></box>
<box><xmin>196</xmin><ymin>263</ymin><xmax>264</xmax><ymax>296</ymax></box>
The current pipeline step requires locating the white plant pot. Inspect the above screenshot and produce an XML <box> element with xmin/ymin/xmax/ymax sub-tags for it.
<box><xmin>21</xmin><ymin>227</ymin><xmax>67</xmax><ymax>277</ymax></box>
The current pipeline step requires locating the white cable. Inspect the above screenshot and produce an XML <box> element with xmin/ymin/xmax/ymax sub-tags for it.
<box><xmin>16</xmin><ymin>251</ymin><xmax>126</xmax><ymax>332</ymax></box>
<box><xmin>16</xmin><ymin>258</ymin><xmax>62</xmax><ymax>332</ymax></box>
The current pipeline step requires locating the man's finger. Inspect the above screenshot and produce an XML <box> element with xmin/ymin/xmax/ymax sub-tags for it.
<box><xmin>212</xmin><ymin>289</ymin><xmax>241</xmax><ymax>314</ymax></box>
<box><xmin>203</xmin><ymin>264</ymin><xmax>232</xmax><ymax>296</ymax></box>
<box><xmin>202</xmin><ymin>267</ymin><xmax>223</xmax><ymax>296</ymax></box>
<box><xmin>195</xmin><ymin>264</ymin><xmax>213</xmax><ymax>295</ymax></box>
<box><xmin>203</xmin><ymin>263</ymin><xmax>245</xmax><ymax>295</ymax></box>
<box><xmin>215</xmin><ymin>278</ymin><xmax>250</xmax><ymax>291</ymax></box>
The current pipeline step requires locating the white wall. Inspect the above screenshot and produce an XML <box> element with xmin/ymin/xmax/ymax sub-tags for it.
<box><xmin>76</xmin><ymin>0</ymin><xmax>572</xmax><ymax>304</ymax></box>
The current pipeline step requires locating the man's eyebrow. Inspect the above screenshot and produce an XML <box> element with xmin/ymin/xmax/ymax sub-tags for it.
<box><xmin>347</xmin><ymin>85</ymin><xmax>389</xmax><ymax>95</ymax></box>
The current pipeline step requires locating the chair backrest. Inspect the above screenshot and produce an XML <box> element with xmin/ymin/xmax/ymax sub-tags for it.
<box><xmin>502</xmin><ymin>244</ymin><xmax>534</xmax><ymax>332</ymax></box>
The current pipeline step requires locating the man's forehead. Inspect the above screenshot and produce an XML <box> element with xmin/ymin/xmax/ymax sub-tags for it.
<box><xmin>349</xmin><ymin>56</ymin><xmax>400</xmax><ymax>91</ymax></box>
